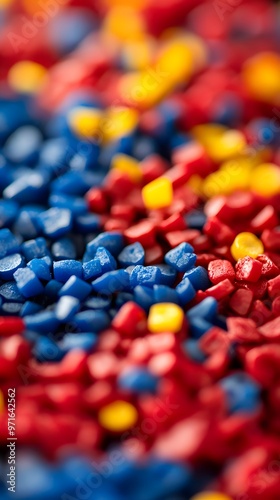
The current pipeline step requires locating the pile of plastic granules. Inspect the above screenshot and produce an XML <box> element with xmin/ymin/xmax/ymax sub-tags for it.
<box><xmin>0</xmin><ymin>0</ymin><xmax>280</xmax><ymax>499</ymax></box>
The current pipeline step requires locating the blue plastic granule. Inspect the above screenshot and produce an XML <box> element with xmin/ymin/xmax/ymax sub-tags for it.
<box><xmin>75</xmin><ymin>213</ymin><xmax>101</xmax><ymax>234</ymax></box>
<box><xmin>86</xmin><ymin>246</ymin><xmax>117</xmax><ymax>274</ymax></box>
<box><xmin>73</xmin><ymin>310</ymin><xmax>110</xmax><ymax>332</ymax></box>
<box><xmin>52</xmin><ymin>237</ymin><xmax>77</xmax><ymax>260</ymax></box>
<box><xmin>0</xmin><ymin>228</ymin><xmax>20</xmax><ymax>258</ymax></box>
<box><xmin>220</xmin><ymin>373</ymin><xmax>261</xmax><ymax>414</ymax></box>
<box><xmin>182</xmin><ymin>339</ymin><xmax>206</xmax><ymax>362</ymax></box>
<box><xmin>55</xmin><ymin>295</ymin><xmax>80</xmax><ymax>322</ymax></box>
<box><xmin>185</xmin><ymin>210</ymin><xmax>206</xmax><ymax>230</ymax></box>
<box><xmin>25</xmin><ymin>311</ymin><xmax>60</xmax><ymax>334</ymax></box>
<box><xmin>32</xmin><ymin>336</ymin><xmax>64</xmax><ymax>362</ymax></box>
<box><xmin>1</xmin><ymin>302</ymin><xmax>22</xmax><ymax>315</ymax></box>
<box><xmin>3</xmin><ymin>171</ymin><xmax>49</xmax><ymax>204</ymax></box>
<box><xmin>13</xmin><ymin>267</ymin><xmax>44</xmax><ymax>298</ymax></box>
<box><xmin>4</xmin><ymin>125</ymin><xmax>43</xmax><ymax>165</ymax></box>
<box><xmin>85</xmin><ymin>295</ymin><xmax>112</xmax><ymax>310</ymax></box>
<box><xmin>49</xmin><ymin>193</ymin><xmax>88</xmax><ymax>216</ymax></box>
<box><xmin>183</xmin><ymin>266</ymin><xmax>211</xmax><ymax>290</ymax></box>
<box><xmin>130</xmin><ymin>265</ymin><xmax>161</xmax><ymax>288</ymax></box>
<box><xmin>165</xmin><ymin>243</ymin><xmax>196</xmax><ymax>272</ymax></box>
<box><xmin>53</xmin><ymin>259</ymin><xmax>83</xmax><ymax>283</ymax></box>
<box><xmin>58</xmin><ymin>275</ymin><xmax>92</xmax><ymax>300</ymax></box>
<box><xmin>0</xmin><ymin>200</ymin><xmax>19</xmax><ymax>228</ymax></box>
<box><xmin>155</xmin><ymin>264</ymin><xmax>177</xmax><ymax>286</ymax></box>
<box><xmin>59</xmin><ymin>332</ymin><xmax>97</xmax><ymax>354</ymax></box>
<box><xmin>20</xmin><ymin>301</ymin><xmax>43</xmax><ymax>317</ymax></box>
<box><xmin>22</xmin><ymin>237</ymin><xmax>48</xmax><ymax>262</ymax></box>
<box><xmin>27</xmin><ymin>258</ymin><xmax>52</xmax><ymax>281</ymax></box>
<box><xmin>115</xmin><ymin>292</ymin><xmax>134</xmax><ymax>308</ymax></box>
<box><xmin>118</xmin><ymin>242</ymin><xmax>145</xmax><ymax>267</ymax></box>
<box><xmin>92</xmin><ymin>269</ymin><xmax>130</xmax><ymax>295</ymax></box>
<box><xmin>37</xmin><ymin>208</ymin><xmax>73</xmax><ymax>239</ymax></box>
<box><xmin>86</xmin><ymin>232</ymin><xmax>124</xmax><ymax>257</ymax></box>
<box><xmin>0</xmin><ymin>253</ymin><xmax>25</xmax><ymax>280</ymax></box>
<box><xmin>82</xmin><ymin>258</ymin><xmax>102</xmax><ymax>281</ymax></box>
<box><xmin>14</xmin><ymin>206</ymin><xmax>42</xmax><ymax>239</ymax></box>
<box><xmin>188</xmin><ymin>317</ymin><xmax>213</xmax><ymax>339</ymax></box>
<box><xmin>153</xmin><ymin>284</ymin><xmax>179</xmax><ymax>304</ymax></box>
<box><xmin>118</xmin><ymin>367</ymin><xmax>159</xmax><ymax>394</ymax></box>
<box><xmin>45</xmin><ymin>279</ymin><xmax>64</xmax><ymax>300</ymax></box>
<box><xmin>133</xmin><ymin>285</ymin><xmax>155</xmax><ymax>311</ymax></box>
<box><xmin>187</xmin><ymin>297</ymin><xmax>218</xmax><ymax>322</ymax></box>
<box><xmin>176</xmin><ymin>278</ymin><xmax>196</xmax><ymax>306</ymax></box>
<box><xmin>0</xmin><ymin>281</ymin><xmax>25</xmax><ymax>302</ymax></box>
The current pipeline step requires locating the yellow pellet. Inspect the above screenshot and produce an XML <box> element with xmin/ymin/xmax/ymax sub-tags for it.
<box><xmin>190</xmin><ymin>493</ymin><xmax>233</xmax><ymax>500</ymax></box>
<box><xmin>142</xmin><ymin>177</ymin><xmax>173</xmax><ymax>210</ymax></box>
<box><xmin>102</xmin><ymin>106</ymin><xmax>139</xmax><ymax>143</ymax></box>
<box><xmin>206</xmin><ymin>130</ymin><xmax>246</xmax><ymax>163</ymax></box>
<box><xmin>250</xmin><ymin>163</ymin><xmax>280</xmax><ymax>197</ymax></box>
<box><xmin>242</xmin><ymin>52</ymin><xmax>280</xmax><ymax>103</ymax></box>
<box><xmin>68</xmin><ymin>107</ymin><xmax>103</xmax><ymax>140</ymax></box>
<box><xmin>8</xmin><ymin>61</ymin><xmax>47</xmax><ymax>94</ymax></box>
<box><xmin>111</xmin><ymin>154</ymin><xmax>142</xmax><ymax>182</ymax></box>
<box><xmin>98</xmin><ymin>400</ymin><xmax>138</xmax><ymax>432</ymax></box>
<box><xmin>103</xmin><ymin>6</ymin><xmax>145</xmax><ymax>42</ymax></box>
<box><xmin>231</xmin><ymin>232</ymin><xmax>264</xmax><ymax>261</ymax></box>
<box><xmin>148</xmin><ymin>303</ymin><xmax>184</xmax><ymax>333</ymax></box>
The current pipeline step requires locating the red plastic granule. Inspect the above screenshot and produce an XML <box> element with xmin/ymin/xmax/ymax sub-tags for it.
<box><xmin>164</xmin><ymin>229</ymin><xmax>200</xmax><ymax>247</ymax></box>
<box><xmin>227</xmin><ymin>317</ymin><xmax>261</xmax><ymax>344</ymax></box>
<box><xmin>87</xmin><ymin>352</ymin><xmax>119</xmax><ymax>380</ymax></box>
<box><xmin>164</xmin><ymin>163</ymin><xmax>195</xmax><ymax>188</ymax></box>
<box><xmin>31</xmin><ymin>350</ymin><xmax>88</xmax><ymax>383</ymax></box>
<box><xmin>83</xmin><ymin>381</ymin><xmax>114</xmax><ymax>410</ymax></box>
<box><xmin>237</xmin><ymin>278</ymin><xmax>268</xmax><ymax>300</ymax></box>
<box><xmin>111</xmin><ymin>204</ymin><xmax>135</xmax><ymax>223</ymax></box>
<box><xmin>204</xmin><ymin>195</ymin><xmax>228</xmax><ymax>220</ymax></box>
<box><xmin>0</xmin><ymin>335</ymin><xmax>30</xmax><ymax>378</ymax></box>
<box><xmin>104</xmin><ymin>218</ymin><xmax>128</xmax><ymax>231</ymax></box>
<box><xmin>157</xmin><ymin>213</ymin><xmax>187</xmax><ymax>233</ymax></box>
<box><xmin>199</xmin><ymin>326</ymin><xmax>230</xmax><ymax>355</ymax></box>
<box><xmin>144</xmin><ymin>244</ymin><xmax>163</xmax><ymax>265</ymax></box>
<box><xmin>235</xmin><ymin>255</ymin><xmax>263</xmax><ymax>282</ymax></box>
<box><xmin>0</xmin><ymin>316</ymin><xmax>25</xmax><ymax>336</ymax></box>
<box><xmin>229</xmin><ymin>288</ymin><xmax>254</xmax><ymax>316</ymax></box>
<box><xmin>267</xmin><ymin>274</ymin><xmax>280</xmax><ymax>299</ymax></box>
<box><xmin>124</xmin><ymin>220</ymin><xmax>156</xmax><ymax>247</ymax></box>
<box><xmin>251</xmin><ymin>205</ymin><xmax>278</xmax><ymax>231</ymax></box>
<box><xmin>204</xmin><ymin>217</ymin><xmax>235</xmax><ymax>245</ymax></box>
<box><xmin>258</xmin><ymin>317</ymin><xmax>280</xmax><ymax>341</ymax></box>
<box><xmin>245</xmin><ymin>344</ymin><xmax>280</xmax><ymax>387</ymax></box>
<box><xmin>171</xmin><ymin>142</ymin><xmax>212</xmax><ymax>177</ymax></box>
<box><xmin>266</xmin><ymin>251</ymin><xmax>280</xmax><ymax>269</ymax></box>
<box><xmin>86</xmin><ymin>187</ymin><xmax>108</xmax><ymax>213</ymax></box>
<box><xmin>191</xmin><ymin>235</ymin><xmax>211</xmax><ymax>253</ymax></box>
<box><xmin>208</xmin><ymin>259</ymin><xmax>235</xmax><ymax>284</ymax></box>
<box><xmin>205</xmin><ymin>278</ymin><xmax>235</xmax><ymax>300</ymax></box>
<box><xmin>141</xmin><ymin>154</ymin><xmax>169</xmax><ymax>184</ymax></box>
<box><xmin>224</xmin><ymin>192</ymin><xmax>256</xmax><ymax>219</ymax></box>
<box><xmin>272</xmin><ymin>296</ymin><xmax>280</xmax><ymax>316</ymax></box>
<box><xmin>261</xmin><ymin>228</ymin><xmax>280</xmax><ymax>251</ymax></box>
<box><xmin>45</xmin><ymin>383</ymin><xmax>82</xmax><ymax>412</ymax></box>
<box><xmin>112</xmin><ymin>302</ymin><xmax>146</xmax><ymax>337</ymax></box>
<box><xmin>104</xmin><ymin>170</ymin><xmax>136</xmax><ymax>200</ymax></box>
<box><xmin>257</xmin><ymin>254</ymin><xmax>279</xmax><ymax>278</ymax></box>
<box><xmin>249</xmin><ymin>299</ymin><xmax>272</xmax><ymax>327</ymax></box>
<box><xmin>196</xmin><ymin>253</ymin><xmax>217</xmax><ymax>267</ymax></box>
